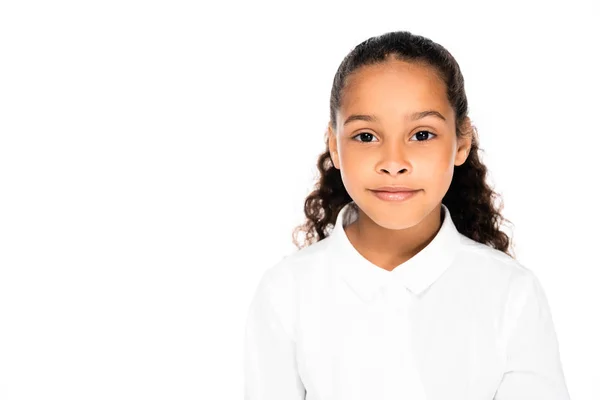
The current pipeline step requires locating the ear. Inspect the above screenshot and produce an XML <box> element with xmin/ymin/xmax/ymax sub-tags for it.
<box><xmin>454</xmin><ymin>118</ymin><xmax>473</xmax><ymax>167</ymax></box>
<box><xmin>328</xmin><ymin>124</ymin><xmax>341</xmax><ymax>169</ymax></box>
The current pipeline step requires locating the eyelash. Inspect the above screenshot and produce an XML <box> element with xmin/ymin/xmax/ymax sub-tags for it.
<box><xmin>351</xmin><ymin>130</ymin><xmax>437</xmax><ymax>143</ymax></box>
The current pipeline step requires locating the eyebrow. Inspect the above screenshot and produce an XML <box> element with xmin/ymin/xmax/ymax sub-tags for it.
<box><xmin>343</xmin><ymin>110</ymin><xmax>447</xmax><ymax>126</ymax></box>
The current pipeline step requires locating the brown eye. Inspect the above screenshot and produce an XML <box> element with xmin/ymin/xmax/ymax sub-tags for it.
<box><xmin>351</xmin><ymin>132</ymin><xmax>377</xmax><ymax>143</ymax></box>
<box><xmin>410</xmin><ymin>130</ymin><xmax>437</xmax><ymax>142</ymax></box>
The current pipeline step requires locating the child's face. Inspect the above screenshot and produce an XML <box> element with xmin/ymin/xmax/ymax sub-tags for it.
<box><xmin>328</xmin><ymin>59</ymin><xmax>471</xmax><ymax>230</ymax></box>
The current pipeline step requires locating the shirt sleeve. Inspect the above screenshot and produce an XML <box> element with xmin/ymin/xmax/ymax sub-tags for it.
<box><xmin>494</xmin><ymin>269</ymin><xmax>571</xmax><ymax>400</ymax></box>
<box><xmin>244</xmin><ymin>267</ymin><xmax>306</xmax><ymax>400</ymax></box>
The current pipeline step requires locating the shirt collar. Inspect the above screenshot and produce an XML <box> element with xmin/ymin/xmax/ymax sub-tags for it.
<box><xmin>327</xmin><ymin>201</ymin><xmax>462</xmax><ymax>303</ymax></box>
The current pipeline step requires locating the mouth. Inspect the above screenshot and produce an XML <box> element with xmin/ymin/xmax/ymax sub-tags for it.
<box><xmin>369</xmin><ymin>188</ymin><xmax>421</xmax><ymax>202</ymax></box>
<box><xmin>371</xmin><ymin>186</ymin><xmax>419</xmax><ymax>192</ymax></box>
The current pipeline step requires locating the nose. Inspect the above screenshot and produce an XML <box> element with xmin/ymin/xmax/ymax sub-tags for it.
<box><xmin>378</xmin><ymin>144</ymin><xmax>411</xmax><ymax>175</ymax></box>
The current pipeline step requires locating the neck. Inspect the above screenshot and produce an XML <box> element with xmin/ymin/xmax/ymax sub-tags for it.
<box><xmin>344</xmin><ymin>205</ymin><xmax>444</xmax><ymax>271</ymax></box>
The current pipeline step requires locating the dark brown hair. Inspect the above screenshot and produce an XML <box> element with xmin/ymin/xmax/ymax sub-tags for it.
<box><xmin>292</xmin><ymin>31</ymin><xmax>515</xmax><ymax>258</ymax></box>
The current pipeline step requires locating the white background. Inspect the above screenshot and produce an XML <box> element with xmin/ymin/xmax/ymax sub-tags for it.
<box><xmin>1</xmin><ymin>0</ymin><xmax>598</xmax><ymax>399</ymax></box>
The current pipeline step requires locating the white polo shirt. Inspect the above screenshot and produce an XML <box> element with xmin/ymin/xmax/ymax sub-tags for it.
<box><xmin>244</xmin><ymin>201</ymin><xmax>571</xmax><ymax>400</ymax></box>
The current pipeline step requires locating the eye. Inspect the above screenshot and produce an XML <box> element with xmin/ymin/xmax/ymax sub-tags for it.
<box><xmin>351</xmin><ymin>132</ymin><xmax>378</xmax><ymax>143</ymax></box>
<box><xmin>410</xmin><ymin>130</ymin><xmax>437</xmax><ymax>142</ymax></box>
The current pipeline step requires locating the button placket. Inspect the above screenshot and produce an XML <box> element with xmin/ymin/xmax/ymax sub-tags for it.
<box><xmin>380</xmin><ymin>280</ymin><xmax>428</xmax><ymax>400</ymax></box>
<box><xmin>380</xmin><ymin>279</ymin><xmax>410</xmax><ymax>311</ymax></box>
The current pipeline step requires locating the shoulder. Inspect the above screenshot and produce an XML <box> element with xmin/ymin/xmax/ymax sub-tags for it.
<box><xmin>260</xmin><ymin>235</ymin><xmax>333</xmax><ymax>290</ymax></box>
<box><xmin>249</xmin><ymin>236</ymin><xmax>334</xmax><ymax>340</ymax></box>
<box><xmin>454</xmin><ymin>233</ymin><xmax>540</xmax><ymax>287</ymax></box>
<box><xmin>254</xmin><ymin>234</ymin><xmax>334</xmax><ymax>302</ymax></box>
<box><xmin>448</xmin><ymin>235</ymin><xmax>549</xmax><ymax>324</ymax></box>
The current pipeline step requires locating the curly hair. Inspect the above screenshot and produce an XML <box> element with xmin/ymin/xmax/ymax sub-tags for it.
<box><xmin>292</xmin><ymin>30</ymin><xmax>515</xmax><ymax>258</ymax></box>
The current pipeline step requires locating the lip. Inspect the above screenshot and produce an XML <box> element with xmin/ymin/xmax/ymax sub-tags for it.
<box><xmin>371</xmin><ymin>186</ymin><xmax>419</xmax><ymax>193</ymax></box>
<box><xmin>369</xmin><ymin>188</ymin><xmax>420</xmax><ymax>202</ymax></box>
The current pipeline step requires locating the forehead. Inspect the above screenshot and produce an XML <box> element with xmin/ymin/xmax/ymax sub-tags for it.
<box><xmin>339</xmin><ymin>60</ymin><xmax>452</xmax><ymax>122</ymax></box>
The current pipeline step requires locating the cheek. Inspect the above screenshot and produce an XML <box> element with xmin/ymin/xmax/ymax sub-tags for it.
<box><xmin>338</xmin><ymin>148</ymin><xmax>371</xmax><ymax>192</ymax></box>
<box><xmin>428</xmin><ymin>156</ymin><xmax>456</xmax><ymax>194</ymax></box>
<box><xmin>425</xmin><ymin>154</ymin><xmax>455</xmax><ymax>174</ymax></box>
<box><xmin>415</xmin><ymin>152</ymin><xmax>455</xmax><ymax>187</ymax></box>
<box><xmin>338</xmin><ymin>147</ymin><xmax>366</xmax><ymax>172</ymax></box>
<box><xmin>339</xmin><ymin>145</ymin><xmax>455</xmax><ymax>182</ymax></box>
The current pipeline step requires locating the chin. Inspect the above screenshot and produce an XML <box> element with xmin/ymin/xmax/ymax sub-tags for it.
<box><xmin>357</xmin><ymin>195</ymin><xmax>428</xmax><ymax>230</ymax></box>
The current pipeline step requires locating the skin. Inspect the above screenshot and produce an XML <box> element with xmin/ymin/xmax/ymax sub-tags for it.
<box><xmin>327</xmin><ymin>58</ymin><xmax>472</xmax><ymax>272</ymax></box>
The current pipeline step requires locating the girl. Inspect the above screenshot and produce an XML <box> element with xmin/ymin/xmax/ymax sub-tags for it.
<box><xmin>244</xmin><ymin>31</ymin><xmax>571</xmax><ymax>400</ymax></box>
